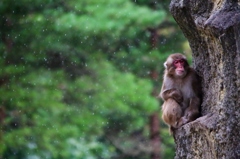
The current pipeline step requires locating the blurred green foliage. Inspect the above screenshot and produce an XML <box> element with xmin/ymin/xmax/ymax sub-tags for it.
<box><xmin>0</xmin><ymin>0</ymin><xmax>188</xmax><ymax>158</ymax></box>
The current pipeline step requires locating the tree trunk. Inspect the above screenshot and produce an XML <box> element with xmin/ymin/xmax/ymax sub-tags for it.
<box><xmin>169</xmin><ymin>0</ymin><xmax>240</xmax><ymax>158</ymax></box>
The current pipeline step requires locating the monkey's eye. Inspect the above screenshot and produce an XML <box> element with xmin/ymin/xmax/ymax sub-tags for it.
<box><xmin>173</xmin><ymin>59</ymin><xmax>184</xmax><ymax>65</ymax></box>
<box><xmin>179</xmin><ymin>59</ymin><xmax>184</xmax><ymax>64</ymax></box>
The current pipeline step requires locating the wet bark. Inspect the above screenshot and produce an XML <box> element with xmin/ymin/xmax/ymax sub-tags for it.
<box><xmin>169</xmin><ymin>0</ymin><xmax>240</xmax><ymax>158</ymax></box>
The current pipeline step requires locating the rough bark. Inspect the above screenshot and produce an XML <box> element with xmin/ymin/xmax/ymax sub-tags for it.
<box><xmin>169</xmin><ymin>0</ymin><xmax>240</xmax><ymax>158</ymax></box>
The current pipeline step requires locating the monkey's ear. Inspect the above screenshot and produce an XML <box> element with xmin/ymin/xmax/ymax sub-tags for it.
<box><xmin>164</xmin><ymin>62</ymin><xmax>168</xmax><ymax>68</ymax></box>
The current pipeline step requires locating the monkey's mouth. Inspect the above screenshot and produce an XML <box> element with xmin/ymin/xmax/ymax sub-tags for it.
<box><xmin>176</xmin><ymin>70</ymin><xmax>185</xmax><ymax>76</ymax></box>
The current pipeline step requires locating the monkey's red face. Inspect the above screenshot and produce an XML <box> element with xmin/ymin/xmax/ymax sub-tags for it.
<box><xmin>164</xmin><ymin>53</ymin><xmax>189</xmax><ymax>78</ymax></box>
<box><xmin>173</xmin><ymin>59</ymin><xmax>186</xmax><ymax>77</ymax></box>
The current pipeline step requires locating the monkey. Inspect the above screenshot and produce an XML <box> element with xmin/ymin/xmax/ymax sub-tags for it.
<box><xmin>159</xmin><ymin>53</ymin><xmax>201</xmax><ymax>134</ymax></box>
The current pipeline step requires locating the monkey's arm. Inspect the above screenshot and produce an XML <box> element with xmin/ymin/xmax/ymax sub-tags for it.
<box><xmin>184</xmin><ymin>97</ymin><xmax>201</xmax><ymax>122</ymax></box>
<box><xmin>160</xmin><ymin>88</ymin><xmax>183</xmax><ymax>103</ymax></box>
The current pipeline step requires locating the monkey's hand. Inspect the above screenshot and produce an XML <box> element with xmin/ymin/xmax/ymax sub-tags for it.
<box><xmin>176</xmin><ymin>116</ymin><xmax>188</xmax><ymax>128</ymax></box>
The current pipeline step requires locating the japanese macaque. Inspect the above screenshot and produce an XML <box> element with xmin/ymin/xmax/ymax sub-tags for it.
<box><xmin>159</xmin><ymin>53</ymin><xmax>201</xmax><ymax>134</ymax></box>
